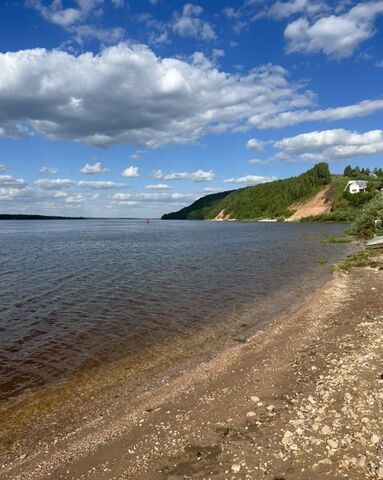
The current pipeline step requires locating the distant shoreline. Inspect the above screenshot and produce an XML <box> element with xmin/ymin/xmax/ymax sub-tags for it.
<box><xmin>0</xmin><ymin>215</ymin><xmax>141</xmax><ymax>220</ymax></box>
<box><xmin>0</xmin><ymin>214</ymin><xmax>88</xmax><ymax>220</ymax></box>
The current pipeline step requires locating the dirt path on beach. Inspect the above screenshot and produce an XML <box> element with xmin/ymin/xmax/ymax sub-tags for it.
<box><xmin>2</xmin><ymin>266</ymin><xmax>383</xmax><ymax>480</ymax></box>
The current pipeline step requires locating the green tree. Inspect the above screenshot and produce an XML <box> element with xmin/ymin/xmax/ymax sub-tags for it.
<box><xmin>344</xmin><ymin>165</ymin><xmax>353</xmax><ymax>177</ymax></box>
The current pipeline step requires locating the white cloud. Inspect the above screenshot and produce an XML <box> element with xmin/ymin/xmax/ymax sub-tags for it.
<box><xmin>130</xmin><ymin>150</ymin><xmax>145</xmax><ymax>160</ymax></box>
<box><xmin>39</xmin><ymin>166</ymin><xmax>59</xmax><ymax>175</ymax></box>
<box><xmin>72</xmin><ymin>25</ymin><xmax>125</xmax><ymax>45</ymax></box>
<box><xmin>65</xmin><ymin>194</ymin><xmax>83</xmax><ymax>204</ymax></box>
<box><xmin>1</xmin><ymin>43</ymin><xmax>382</xmax><ymax>148</ymax></box>
<box><xmin>81</xmin><ymin>161</ymin><xmax>109</xmax><ymax>174</ymax></box>
<box><xmin>53</xmin><ymin>191</ymin><xmax>68</xmax><ymax>198</ymax></box>
<box><xmin>248</xmin><ymin>158</ymin><xmax>271</xmax><ymax>164</ymax></box>
<box><xmin>27</xmin><ymin>1</ymin><xmax>126</xmax><ymax>46</ymax></box>
<box><xmin>0</xmin><ymin>175</ymin><xmax>26</xmax><ymax>187</ymax></box>
<box><xmin>246</xmin><ymin>138</ymin><xmax>265</xmax><ymax>151</ymax></box>
<box><xmin>112</xmin><ymin>192</ymin><xmax>195</xmax><ymax>203</ymax></box>
<box><xmin>34</xmin><ymin>178</ymin><xmax>75</xmax><ymax>189</ymax></box>
<box><xmin>172</xmin><ymin>4</ymin><xmax>216</xmax><ymax>40</ymax></box>
<box><xmin>27</xmin><ymin>0</ymin><xmax>123</xmax><ymax>27</ymax></box>
<box><xmin>268</xmin><ymin>0</ymin><xmax>329</xmax><ymax>19</ymax></box>
<box><xmin>0</xmin><ymin>187</ymin><xmax>32</xmax><ymax>201</ymax></box>
<box><xmin>145</xmin><ymin>184</ymin><xmax>172</xmax><ymax>189</ymax></box>
<box><xmin>274</xmin><ymin>128</ymin><xmax>383</xmax><ymax>161</ymax></box>
<box><xmin>0</xmin><ymin>44</ymin><xmax>318</xmax><ymax>147</ymax></box>
<box><xmin>78</xmin><ymin>180</ymin><xmax>126</xmax><ymax>189</ymax></box>
<box><xmin>203</xmin><ymin>187</ymin><xmax>222</xmax><ymax>193</ymax></box>
<box><xmin>152</xmin><ymin>169</ymin><xmax>215</xmax><ymax>182</ymax></box>
<box><xmin>122</xmin><ymin>166</ymin><xmax>140</xmax><ymax>177</ymax></box>
<box><xmin>212</xmin><ymin>48</ymin><xmax>225</xmax><ymax>62</ymax></box>
<box><xmin>0</xmin><ymin>164</ymin><xmax>8</xmax><ymax>172</ymax></box>
<box><xmin>249</xmin><ymin>98</ymin><xmax>383</xmax><ymax>129</ymax></box>
<box><xmin>284</xmin><ymin>1</ymin><xmax>383</xmax><ymax>58</ymax></box>
<box><xmin>223</xmin><ymin>175</ymin><xmax>276</xmax><ymax>184</ymax></box>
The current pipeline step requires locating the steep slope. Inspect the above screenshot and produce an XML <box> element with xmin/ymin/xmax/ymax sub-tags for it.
<box><xmin>287</xmin><ymin>185</ymin><xmax>332</xmax><ymax>221</ymax></box>
<box><xmin>162</xmin><ymin>163</ymin><xmax>332</xmax><ymax>220</ymax></box>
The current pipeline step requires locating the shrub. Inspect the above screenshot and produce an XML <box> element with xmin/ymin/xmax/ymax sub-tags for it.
<box><xmin>353</xmin><ymin>195</ymin><xmax>383</xmax><ymax>239</ymax></box>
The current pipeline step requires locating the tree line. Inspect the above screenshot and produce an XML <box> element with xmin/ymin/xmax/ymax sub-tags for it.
<box><xmin>344</xmin><ymin>165</ymin><xmax>383</xmax><ymax>178</ymax></box>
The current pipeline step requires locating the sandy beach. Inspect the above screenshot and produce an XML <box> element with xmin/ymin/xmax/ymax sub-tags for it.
<box><xmin>1</xmin><ymin>262</ymin><xmax>383</xmax><ymax>480</ymax></box>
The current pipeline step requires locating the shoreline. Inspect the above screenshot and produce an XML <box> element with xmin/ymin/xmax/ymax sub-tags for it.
<box><xmin>2</xmin><ymin>261</ymin><xmax>382</xmax><ymax>479</ymax></box>
<box><xmin>0</xmin><ymin>251</ymin><xmax>347</xmax><ymax>457</ymax></box>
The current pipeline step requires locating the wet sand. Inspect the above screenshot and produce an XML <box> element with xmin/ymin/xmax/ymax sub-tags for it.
<box><xmin>2</xmin><ymin>264</ymin><xmax>383</xmax><ymax>479</ymax></box>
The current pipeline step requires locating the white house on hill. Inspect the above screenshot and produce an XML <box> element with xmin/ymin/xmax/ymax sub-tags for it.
<box><xmin>344</xmin><ymin>180</ymin><xmax>368</xmax><ymax>194</ymax></box>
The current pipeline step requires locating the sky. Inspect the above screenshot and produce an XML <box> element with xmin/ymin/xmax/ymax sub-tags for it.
<box><xmin>0</xmin><ymin>0</ymin><xmax>382</xmax><ymax>217</ymax></box>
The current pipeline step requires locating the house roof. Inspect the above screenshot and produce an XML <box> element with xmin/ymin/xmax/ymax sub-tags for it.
<box><xmin>344</xmin><ymin>180</ymin><xmax>368</xmax><ymax>191</ymax></box>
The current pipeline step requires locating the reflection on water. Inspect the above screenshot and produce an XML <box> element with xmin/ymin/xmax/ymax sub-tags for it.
<box><xmin>0</xmin><ymin>219</ymin><xmax>352</xmax><ymax>403</ymax></box>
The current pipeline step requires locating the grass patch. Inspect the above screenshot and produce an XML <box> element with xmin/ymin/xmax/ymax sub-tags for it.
<box><xmin>324</xmin><ymin>236</ymin><xmax>353</xmax><ymax>244</ymax></box>
<box><xmin>317</xmin><ymin>257</ymin><xmax>328</xmax><ymax>264</ymax></box>
<box><xmin>332</xmin><ymin>249</ymin><xmax>383</xmax><ymax>272</ymax></box>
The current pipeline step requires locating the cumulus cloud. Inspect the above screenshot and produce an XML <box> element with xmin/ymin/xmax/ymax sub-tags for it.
<box><xmin>112</xmin><ymin>192</ymin><xmax>195</xmax><ymax>203</ymax></box>
<box><xmin>0</xmin><ymin>164</ymin><xmax>8</xmax><ymax>172</ymax></box>
<box><xmin>0</xmin><ymin>44</ymin><xmax>323</xmax><ymax>147</ymax></box>
<box><xmin>0</xmin><ymin>175</ymin><xmax>26</xmax><ymax>187</ymax></box>
<box><xmin>122</xmin><ymin>166</ymin><xmax>140</xmax><ymax>177</ymax></box>
<box><xmin>249</xmin><ymin>99</ymin><xmax>383</xmax><ymax>129</ymax></box>
<box><xmin>34</xmin><ymin>178</ymin><xmax>76</xmax><ymax>189</ymax></box>
<box><xmin>81</xmin><ymin>161</ymin><xmax>109</xmax><ymax>174</ymax></box>
<box><xmin>27</xmin><ymin>0</ymin><xmax>123</xmax><ymax>27</ymax></box>
<box><xmin>246</xmin><ymin>138</ymin><xmax>265</xmax><ymax>151</ymax></box>
<box><xmin>268</xmin><ymin>0</ymin><xmax>329</xmax><ymax>19</ymax></box>
<box><xmin>172</xmin><ymin>4</ymin><xmax>216</xmax><ymax>40</ymax></box>
<box><xmin>203</xmin><ymin>187</ymin><xmax>222</xmax><ymax>193</ymax></box>
<box><xmin>152</xmin><ymin>169</ymin><xmax>215</xmax><ymax>182</ymax></box>
<box><xmin>78</xmin><ymin>180</ymin><xmax>127</xmax><ymax>189</ymax></box>
<box><xmin>274</xmin><ymin>128</ymin><xmax>383</xmax><ymax>161</ymax></box>
<box><xmin>27</xmin><ymin>0</ymin><xmax>87</xmax><ymax>27</ymax></box>
<box><xmin>223</xmin><ymin>175</ymin><xmax>276</xmax><ymax>184</ymax></box>
<box><xmin>0</xmin><ymin>187</ymin><xmax>32</xmax><ymax>201</ymax></box>
<box><xmin>39</xmin><ymin>166</ymin><xmax>59</xmax><ymax>175</ymax></box>
<box><xmin>65</xmin><ymin>194</ymin><xmax>83</xmax><ymax>204</ymax></box>
<box><xmin>284</xmin><ymin>1</ymin><xmax>383</xmax><ymax>58</ymax></box>
<box><xmin>1</xmin><ymin>43</ymin><xmax>382</xmax><ymax>148</ymax></box>
<box><xmin>27</xmin><ymin>1</ymin><xmax>126</xmax><ymax>46</ymax></box>
<box><xmin>145</xmin><ymin>184</ymin><xmax>172</xmax><ymax>189</ymax></box>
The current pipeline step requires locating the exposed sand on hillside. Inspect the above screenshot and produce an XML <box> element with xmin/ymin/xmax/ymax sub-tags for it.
<box><xmin>213</xmin><ymin>209</ymin><xmax>234</xmax><ymax>221</ymax></box>
<box><xmin>287</xmin><ymin>185</ymin><xmax>332</xmax><ymax>221</ymax></box>
<box><xmin>2</xmin><ymin>264</ymin><xmax>383</xmax><ymax>480</ymax></box>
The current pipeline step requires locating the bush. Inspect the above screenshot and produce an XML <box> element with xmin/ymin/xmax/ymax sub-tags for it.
<box><xmin>353</xmin><ymin>195</ymin><xmax>383</xmax><ymax>239</ymax></box>
<box><xmin>342</xmin><ymin>191</ymin><xmax>375</xmax><ymax>207</ymax></box>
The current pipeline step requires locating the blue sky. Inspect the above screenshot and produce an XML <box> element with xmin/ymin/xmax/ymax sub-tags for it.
<box><xmin>0</xmin><ymin>0</ymin><xmax>383</xmax><ymax>217</ymax></box>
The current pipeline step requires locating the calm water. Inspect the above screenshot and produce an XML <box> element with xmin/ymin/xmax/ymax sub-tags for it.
<box><xmin>0</xmin><ymin>220</ymin><xmax>352</xmax><ymax>403</ymax></box>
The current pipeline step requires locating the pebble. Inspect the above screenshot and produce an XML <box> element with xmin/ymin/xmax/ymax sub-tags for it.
<box><xmin>358</xmin><ymin>454</ymin><xmax>367</xmax><ymax>467</ymax></box>
<box><xmin>231</xmin><ymin>464</ymin><xmax>241</xmax><ymax>473</ymax></box>
<box><xmin>282</xmin><ymin>431</ymin><xmax>294</xmax><ymax>445</ymax></box>
<box><xmin>327</xmin><ymin>439</ymin><xmax>339</xmax><ymax>449</ymax></box>
<box><xmin>371</xmin><ymin>434</ymin><xmax>380</xmax><ymax>445</ymax></box>
<box><xmin>321</xmin><ymin>425</ymin><xmax>332</xmax><ymax>435</ymax></box>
